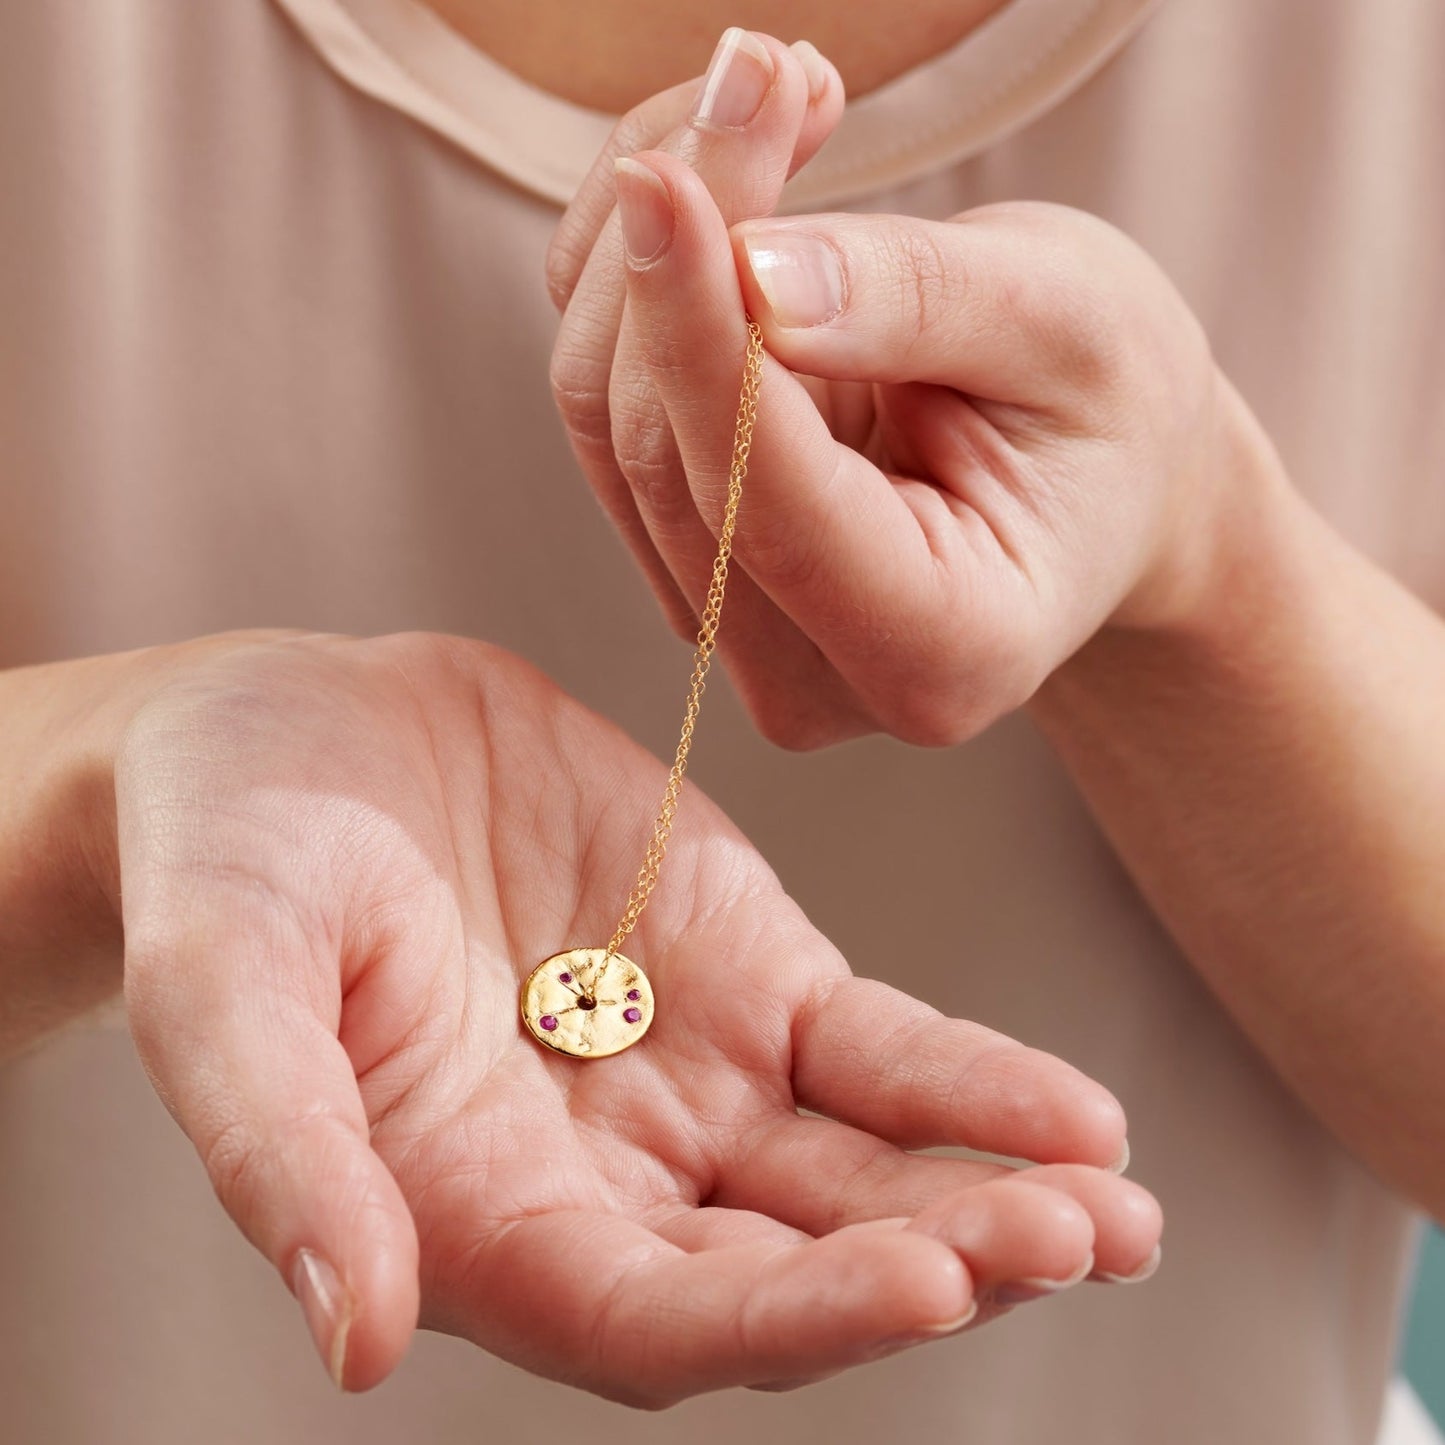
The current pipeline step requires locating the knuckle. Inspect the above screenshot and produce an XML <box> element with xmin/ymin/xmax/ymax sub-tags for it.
<box><xmin>868</xmin><ymin>657</ymin><xmax>979</xmax><ymax>746</ymax></box>
<box><xmin>748</xmin><ymin>698</ymin><xmax>815</xmax><ymax>751</ymax></box>
<box><xmin>866</xmin><ymin>626</ymin><xmax>1043</xmax><ymax>748</ymax></box>
<box><xmin>543</xmin><ymin>228</ymin><xmax>584</xmax><ymax>312</ymax></box>
<box><xmin>1034</xmin><ymin>221</ymin><xmax>1139</xmax><ymax>388</ymax></box>
<box><xmin>610</xmin><ymin>388</ymin><xmax>691</xmax><ymax>529</ymax></box>
<box><xmin>583</xmin><ymin>1274</ymin><xmax>690</xmax><ymax>1411</ymax></box>
<box><xmin>1031</xmin><ymin>277</ymin><xmax>1126</xmax><ymax>392</ymax></box>
<box><xmin>611</xmin><ymin>93</ymin><xmax>675</xmax><ymax>168</ymax></box>
<box><xmin>735</xmin><ymin>510</ymin><xmax>822</xmax><ymax>598</ymax></box>
<box><xmin>877</xmin><ymin>692</ymin><xmax>973</xmax><ymax>748</ymax></box>
<box><xmin>201</xmin><ymin>1105</ymin><xmax>357</xmax><ymax>1219</ymax></box>
<box><xmin>543</xmin><ymin>249</ymin><xmax>578</xmax><ymax>314</ymax></box>
<box><xmin>121</xmin><ymin>942</ymin><xmax>178</xmax><ymax>1059</ymax></box>
<box><xmin>744</xmin><ymin>685</ymin><xmax>849</xmax><ymax>752</ymax></box>
<box><xmin>200</xmin><ymin>1112</ymin><xmax>272</xmax><ymax>1211</ymax></box>
<box><xmin>940</xmin><ymin>1036</ymin><xmax>1020</xmax><ymax>1121</ymax></box>
<box><xmin>884</xmin><ymin>226</ymin><xmax>957</xmax><ymax>358</ymax></box>
<box><xmin>946</xmin><ymin>202</ymin><xmax>1133</xmax><ymax>390</ymax></box>
<box><xmin>548</xmin><ymin>346</ymin><xmax>612</xmax><ymax>456</ymax></box>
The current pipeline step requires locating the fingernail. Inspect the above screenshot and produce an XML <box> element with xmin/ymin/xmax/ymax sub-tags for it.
<box><xmin>291</xmin><ymin>1248</ymin><xmax>353</xmax><ymax>1390</ymax></box>
<box><xmin>790</xmin><ymin>39</ymin><xmax>828</xmax><ymax>100</ymax></box>
<box><xmin>916</xmin><ymin>1298</ymin><xmax>980</xmax><ymax>1336</ymax></box>
<box><xmin>991</xmin><ymin>1251</ymin><xmax>1095</xmax><ymax>1307</ymax></box>
<box><xmin>692</xmin><ymin>27</ymin><xmax>773</xmax><ymax>129</ymax></box>
<box><xmin>1096</xmin><ymin>1243</ymin><xmax>1163</xmax><ymax>1285</ymax></box>
<box><xmin>742</xmin><ymin>230</ymin><xmax>845</xmax><ymax>328</ymax></box>
<box><xmin>614</xmin><ymin>157</ymin><xmax>674</xmax><ymax>267</ymax></box>
<box><xmin>880</xmin><ymin>1298</ymin><xmax>979</xmax><ymax>1349</ymax></box>
<box><xmin>1108</xmin><ymin>1138</ymin><xmax>1130</xmax><ymax>1175</ymax></box>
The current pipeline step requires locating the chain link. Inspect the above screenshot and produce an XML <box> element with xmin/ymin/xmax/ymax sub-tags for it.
<box><xmin>604</xmin><ymin>318</ymin><xmax>765</xmax><ymax>961</ymax></box>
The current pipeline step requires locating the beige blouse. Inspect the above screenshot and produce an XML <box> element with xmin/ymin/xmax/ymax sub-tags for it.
<box><xmin>2</xmin><ymin>2</ymin><xmax>1442</xmax><ymax>1441</ymax></box>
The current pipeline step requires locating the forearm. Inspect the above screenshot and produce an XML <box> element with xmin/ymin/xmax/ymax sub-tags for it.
<box><xmin>1030</xmin><ymin>389</ymin><xmax>1445</xmax><ymax>1217</ymax></box>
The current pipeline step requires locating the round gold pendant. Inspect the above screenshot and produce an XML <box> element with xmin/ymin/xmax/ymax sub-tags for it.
<box><xmin>520</xmin><ymin>948</ymin><xmax>654</xmax><ymax>1059</ymax></box>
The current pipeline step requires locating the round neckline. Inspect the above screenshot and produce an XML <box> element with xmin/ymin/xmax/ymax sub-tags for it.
<box><xmin>272</xmin><ymin>0</ymin><xmax>1159</xmax><ymax>207</ymax></box>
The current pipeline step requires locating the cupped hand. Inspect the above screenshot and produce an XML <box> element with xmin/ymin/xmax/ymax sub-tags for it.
<box><xmin>554</xmin><ymin>33</ymin><xmax>1245</xmax><ymax>749</ymax></box>
<box><xmin>115</xmin><ymin>631</ymin><xmax>1159</xmax><ymax>1403</ymax></box>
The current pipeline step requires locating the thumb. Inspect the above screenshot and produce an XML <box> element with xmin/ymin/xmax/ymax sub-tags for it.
<box><xmin>730</xmin><ymin>203</ymin><xmax>1111</xmax><ymax>404</ymax></box>
<box><xmin>118</xmin><ymin>845</ymin><xmax>419</xmax><ymax>1391</ymax></box>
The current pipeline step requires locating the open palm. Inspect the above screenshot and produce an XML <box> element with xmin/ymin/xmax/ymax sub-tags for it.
<box><xmin>115</xmin><ymin>631</ymin><xmax>1158</xmax><ymax>1402</ymax></box>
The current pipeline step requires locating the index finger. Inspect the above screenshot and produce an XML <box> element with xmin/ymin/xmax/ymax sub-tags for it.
<box><xmin>614</xmin><ymin>150</ymin><xmax>943</xmax><ymax>691</ymax></box>
<box><xmin>545</xmin><ymin>33</ymin><xmax>841</xmax><ymax>312</ymax></box>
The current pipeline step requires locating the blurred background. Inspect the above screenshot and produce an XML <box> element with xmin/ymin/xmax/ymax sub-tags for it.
<box><xmin>1406</xmin><ymin>1227</ymin><xmax>1445</xmax><ymax>1427</ymax></box>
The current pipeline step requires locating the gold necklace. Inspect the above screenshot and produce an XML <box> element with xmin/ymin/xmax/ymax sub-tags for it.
<box><xmin>520</xmin><ymin>317</ymin><xmax>764</xmax><ymax>1059</ymax></box>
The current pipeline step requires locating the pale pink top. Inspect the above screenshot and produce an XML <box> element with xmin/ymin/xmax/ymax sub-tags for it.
<box><xmin>2</xmin><ymin>3</ymin><xmax>1442</xmax><ymax>1442</ymax></box>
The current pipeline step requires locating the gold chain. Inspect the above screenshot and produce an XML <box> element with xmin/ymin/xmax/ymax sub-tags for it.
<box><xmin>603</xmin><ymin>317</ymin><xmax>764</xmax><ymax>961</ymax></box>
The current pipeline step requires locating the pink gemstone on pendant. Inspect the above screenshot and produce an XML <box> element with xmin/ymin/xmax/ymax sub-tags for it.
<box><xmin>558</xmin><ymin>972</ymin><xmax>572</xmax><ymax>984</ymax></box>
<box><xmin>540</xmin><ymin>1015</ymin><xmax>558</xmax><ymax>1031</ymax></box>
<box><xmin>626</xmin><ymin>989</ymin><xmax>641</xmax><ymax>1001</ymax></box>
<box><xmin>623</xmin><ymin>1007</ymin><xmax>642</xmax><ymax>1024</ymax></box>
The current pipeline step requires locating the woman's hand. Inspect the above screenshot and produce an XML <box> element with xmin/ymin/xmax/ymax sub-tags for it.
<box><xmin>545</xmin><ymin>27</ymin><xmax>844</xmax><ymax>643</ymax></box>
<box><xmin>550</xmin><ymin>32</ymin><xmax>1251</xmax><ymax>749</ymax></box>
<box><xmin>110</xmin><ymin>630</ymin><xmax>1159</xmax><ymax>1402</ymax></box>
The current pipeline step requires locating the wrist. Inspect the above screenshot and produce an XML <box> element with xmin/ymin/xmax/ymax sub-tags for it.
<box><xmin>1135</xmin><ymin>369</ymin><xmax>1303</xmax><ymax>632</ymax></box>
<box><xmin>0</xmin><ymin>630</ymin><xmax>296</xmax><ymax>1051</ymax></box>
<box><xmin>1033</xmin><ymin>377</ymin><xmax>1317</xmax><ymax>717</ymax></box>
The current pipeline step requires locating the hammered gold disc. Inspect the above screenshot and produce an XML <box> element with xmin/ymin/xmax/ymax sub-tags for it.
<box><xmin>520</xmin><ymin>948</ymin><xmax>654</xmax><ymax>1059</ymax></box>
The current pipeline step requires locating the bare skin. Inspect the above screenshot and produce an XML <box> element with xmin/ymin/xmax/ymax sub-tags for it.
<box><xmin>0</xmin><ymin>628</ymin><xmax>1158</xmax><ymax>1397</ymax></box>
<box><xmin>546</xmin><ymin>29</ymin><xmax>1445</xmax><ymax>1223</ymax></box>
<box><xmin>422</xmin><ymin>0</ymin><xmax>1007</xmax><ymax>112</ymax></box>
<box><xmin>7</xmin><ymin>13</ymin><xmax>1163</xmax><ymax>1405</ymax></box>
<box><xmin>0</xmin><ymin>8</ymin><xmax>1226</xmax><ymax>1405</ymax></box>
